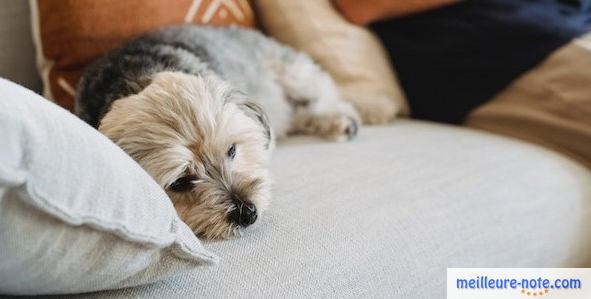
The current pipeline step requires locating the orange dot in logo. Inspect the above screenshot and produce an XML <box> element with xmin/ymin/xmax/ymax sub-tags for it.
<box><xmin>539</xmin><ymin>291</ymin><xmax>543</xmax><ymax>296</ymax></box>
<box><xmin>527</xmin><ymin>292</ymin><xmax>531</xmax><ymax>296</ymax></box>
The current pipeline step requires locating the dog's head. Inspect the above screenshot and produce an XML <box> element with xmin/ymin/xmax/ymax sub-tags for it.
<box><xmin>99</xmin><ymin>71</ymin><xmax>273</xmax><ymax>239</ymax></box>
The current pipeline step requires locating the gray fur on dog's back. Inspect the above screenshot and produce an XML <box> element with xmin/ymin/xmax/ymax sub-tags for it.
<box><xmin>76</xmin><ymin>25</ymin><xmax>292</xmax><ymax>128</ymax></box>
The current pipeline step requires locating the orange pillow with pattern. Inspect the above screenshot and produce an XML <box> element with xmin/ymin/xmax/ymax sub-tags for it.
<box><xmin>31</xmin><ymin>0</ymin><xmax>255</xmax><ymax>111</ymax></box>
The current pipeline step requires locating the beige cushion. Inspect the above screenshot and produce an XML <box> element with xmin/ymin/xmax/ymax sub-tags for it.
<box><xmin>466</xmin><ymin>33</ymin><xmax>591</xmax><ymax>169</ymax></box>
<box><xmin>0</xmin><ymin>78</ymin><xmax>216</xmax><ymax>295</ymax></box>
<box><xmin>253</xmin><ymin>0</ymin><xmax>409</xmax><ymax>124</ymax></box>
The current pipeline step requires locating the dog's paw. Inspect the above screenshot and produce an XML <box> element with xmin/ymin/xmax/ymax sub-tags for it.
<box><xmin>348</xmin><ymin>95</ymin><xmax>401</xmax><ymax>125</ymax></box>
<box><xmin>290</xmin><ymin>113</ymin><xmax>359</xmax><ymax>142</ymax></box>
<box><xmin>315</xmin><ymin>114</ymin><xmax>359</xmax><ymax>142</ymax></box>
<box><xmin>328</xmin><ymin>114</ymin><xmax>359</xmax><ymax>142</ymax></box>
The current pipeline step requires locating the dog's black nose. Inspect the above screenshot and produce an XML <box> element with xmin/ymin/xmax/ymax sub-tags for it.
<box><xmin>231</xmin><ymin>201</ymin><xmax>257</xmax><ymax>227</ymax></box>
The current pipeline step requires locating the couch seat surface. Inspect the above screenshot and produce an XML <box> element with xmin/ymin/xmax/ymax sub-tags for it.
<box><xmin>69</xmin><ymin>121</ymin><xmax>591</xmax><ymax>298</ymax></box>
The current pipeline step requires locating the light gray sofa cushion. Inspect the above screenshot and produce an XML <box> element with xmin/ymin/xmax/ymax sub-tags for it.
<box><xmin>0</xmin><ymin>0</ymin><xmax>40</xmax><ymax>92</ymax></box>
<box><xmin>0</xmin><ymin>78</ymin><xmax>216</xmax><ymax>295</ymax></box>
<box><xmin>81</xmin><ymin>121</ymin><xmax>591</xmax><ymax>298</ymax></box>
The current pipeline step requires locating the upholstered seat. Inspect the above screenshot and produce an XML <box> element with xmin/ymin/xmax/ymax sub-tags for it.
<box><xmin>85</xmin><ymin>122</ymin><xmax>591</xmax><ymax>298</ymax></box>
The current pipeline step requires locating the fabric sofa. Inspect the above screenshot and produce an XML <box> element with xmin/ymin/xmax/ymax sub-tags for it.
<box><xmin>1</xmin><ymin>1</ymin><xmax>590</xmax><ymax>298</ymax></box>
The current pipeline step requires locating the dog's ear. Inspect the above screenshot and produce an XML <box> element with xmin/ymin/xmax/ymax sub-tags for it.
<box><xmin>238</xmin><ymin>101</ymin><xmax>272</xmax><ymax>149</ymax></box>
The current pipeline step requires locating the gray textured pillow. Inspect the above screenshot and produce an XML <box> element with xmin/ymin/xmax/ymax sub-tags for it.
<box><xmin>0</xmin><ymin>78</ymin><xmax>217</xmax><ymax>296</ymax></box>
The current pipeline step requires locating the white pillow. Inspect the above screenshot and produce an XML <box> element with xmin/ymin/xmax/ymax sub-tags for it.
<box><xmin>0</xmin><ymin>78</ymin><xmax>217</xmax><ymax>296</ymax></box>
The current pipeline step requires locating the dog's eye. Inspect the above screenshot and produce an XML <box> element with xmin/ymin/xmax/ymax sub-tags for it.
<box><xmin>169</xmin><ymin>175</ymin><xmax>197</xmax><ymax>192</ymax></box>
<box><xmin>227</xmin><ymin>144</ymin><xmax>237</xmax><ymax>159</ymax></box>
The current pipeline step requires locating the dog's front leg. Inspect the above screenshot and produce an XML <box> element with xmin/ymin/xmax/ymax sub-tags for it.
<box><xmin>274</xmin><ymin>52</ymin><xmax>361</xmax><ymax>141</ymax></box>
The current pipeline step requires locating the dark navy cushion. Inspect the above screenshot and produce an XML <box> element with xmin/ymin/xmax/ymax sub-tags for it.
<box><xmin>371</xmin><ymin>0</ymin><xmax>591</xmax><ymax>123</ymax></box>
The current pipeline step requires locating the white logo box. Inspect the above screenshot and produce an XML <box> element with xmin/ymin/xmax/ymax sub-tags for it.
<box><xmin>447</xmin><ymin>268</ymin><xmax>591</xmax><ymax>299</ymax></box>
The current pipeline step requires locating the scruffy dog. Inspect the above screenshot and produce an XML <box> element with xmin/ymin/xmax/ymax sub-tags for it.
<box><xmin>76</xmin><ymin>25</ymin><xmax>360</xmax><ymax>239</ymax></box>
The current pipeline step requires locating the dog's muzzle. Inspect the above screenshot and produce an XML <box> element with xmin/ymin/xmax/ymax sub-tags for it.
<box><xmin>230</xmin><ymin>198</ymin><xmax>257</xmax><ymax>227</ymax></box>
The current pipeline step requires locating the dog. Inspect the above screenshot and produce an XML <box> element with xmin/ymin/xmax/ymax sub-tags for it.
<box><xmin>76</xmin><ymin>25</ymin><xmax>360</xmax><ymax>239</ymax></box>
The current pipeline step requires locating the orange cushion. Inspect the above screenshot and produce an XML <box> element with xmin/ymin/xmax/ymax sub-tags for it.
<box><xmin>331</xmin><ymin>0</ymin><xmax>459</xmax><ymax>25</ymax></box>
<box><xmin>31</xmin><ymin>0</ymin><xmax>255</xmax><ymax>110</ymax></box>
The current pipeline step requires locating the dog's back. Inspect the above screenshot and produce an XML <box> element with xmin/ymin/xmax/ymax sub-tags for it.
<box><xmin>76</xmin><ymin>26</ymin><xmax>286</xmax><ymax>128</ymax></box>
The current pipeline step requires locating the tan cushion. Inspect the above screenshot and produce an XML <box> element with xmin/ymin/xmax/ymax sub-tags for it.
<box><xmin>253</xmin><ymin>0</ymin><xmax>409</xmax><ymax>124</ymax></box>
<box><xmin>466</xmin><ymin>33</ymin><xmax>591</xmax><ymax>169</ymax></box>
<box><xmin>30</xmin><ymin>0</ymin><xmax>255</xmax><ymax>111</ymax></box>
